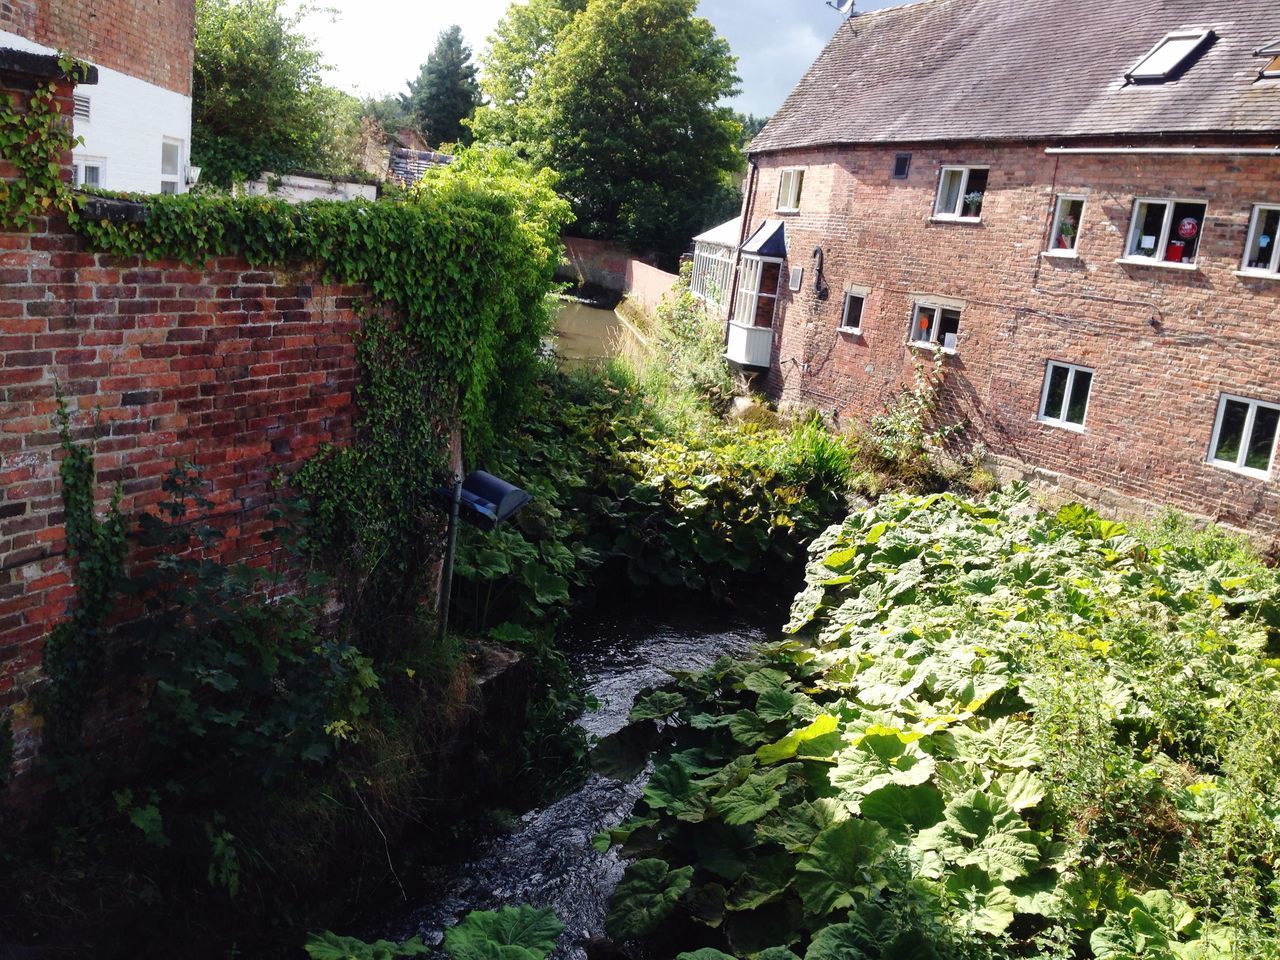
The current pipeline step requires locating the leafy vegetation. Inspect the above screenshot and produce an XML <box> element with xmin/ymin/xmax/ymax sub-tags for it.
<box><xmin>192</xmin><ymin>0</ymin><xmax>367</xmax><ymax>184</ymax></box>
<box><xmin>601</xmin><ymin>488</ymin><xmax>1280</xmax><ymax>958</ymax></box>
<box><xmin>308</xmin><ymin>905</ymin><xmax>563</xmax><ymax>960</ymax></box>
<box><xmin>403</xmin><ymin>25</ymin><xmax>480</xmax><ymax>147</ymax></box>
<box><xmin>472</xmin><ymin>0</ymin><xmax>743</xmax><ymax>259</ymax></box>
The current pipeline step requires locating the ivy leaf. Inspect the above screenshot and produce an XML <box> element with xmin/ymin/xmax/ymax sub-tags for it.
<box><xmin>606</xmin><ymin>858</ymin><xmax>695</xmax><ymax>941</ymax></box>
<box><xmin>794</xmin><ymin>819</ymin><xmax>891</xmax><ymax>917</ymax></box>
<box><xmin>442</xmin><ymin>907</ymin><xmax>563</xmax><ymax>960</ymax></box>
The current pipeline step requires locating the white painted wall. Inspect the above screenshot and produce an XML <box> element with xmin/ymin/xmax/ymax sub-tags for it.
<box><xmin>1</xmin><ymin>29</ymin><xmax>193</xmax><ymax>194</ymax></box>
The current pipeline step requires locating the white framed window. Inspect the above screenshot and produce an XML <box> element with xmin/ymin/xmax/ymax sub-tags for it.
<box><xmin>1127</xmin><ymin>29</ymin><xmax>1213</xmax><ymax>83</ymax></box>
<box><xmin>161</xmin><ymin>137</ymin><xmax>183</xmax><ymax>195</ymax></box>
<box><xmin>776</xmin><ymin>168</ymin><xmax>804</xmax><ymax>213</ymax></box>
<box><xmin>934</xmin><ymin>166</ymin><xmax>989</xmax><ymax>220</ymax></box>
<box><xmin>1047</xmin><ymin>195</ymin><xmax>1086</xmax><ymax>254</ymax></box>
<box><xmin>1038</xmin><ymin>361</ymin><xmax>1093</xmax><ymax>430</ymax></box>
<box><xmin>1123</xmin><ymin>198</ymin><xmax>1207</xmax><ymax>265</ymax></box>
<box><xmin>1208</xmin><ymin>394</ymin><xmax>1280</xmax><ymax>478</ymax></box>
<box><xmin>691</xmin><ymin>243</ymin><xmax>734</xmax><ymax>307</ymax></box>
<box><xmin>1241</xmin><ymin>205</ymin><xmax>1280</xmax><ymax>276</ymax></box>
<box><xmin>733</xmin><ymin>255</ymin><xmax>783</xmax><ymax>327</ymax></box>
<box><xmin>892</xmin><ymin>153</ymin><xmax>912</xmax><ymax>180</ymax></box>
<box><xmin>72</xmin><ymin>158</ymin><xmax>104</xmax><ymax>188</ymax></box>
<box><xmin>72</xmin><ymin>95</ymin><xmax>91</xmax><ymax>121</ymax></box>
<box><xmin>909</xmin><ymin>302</ymin><xmax>961</xmax><ymax>352</ymax></box>
<box><xmin>839</xmin><ymin>291</ymin><xmax>865</xmax><ymax>334</ymax></box>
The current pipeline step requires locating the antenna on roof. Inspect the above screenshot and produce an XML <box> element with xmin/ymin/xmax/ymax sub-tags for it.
<box><xmin>826</xmin><ymin>0</ymin><xmax>856</xmax><ymax>16</ymax></box>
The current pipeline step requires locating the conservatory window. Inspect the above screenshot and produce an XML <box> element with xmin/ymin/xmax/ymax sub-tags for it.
<box><xmin>1124</xmin><ymin>199</ymin><xmax>1207</xmax><ymax>265</ymax></box>
<box><xmin>1241</xmin><ymin>205</ymin><xmax>1280</xmax><ymax>276</ymax></box>
<box><xmin>691</xmin><ymin>244</ymin><xmax>734</xmax><ymax>306</ymax></box>
<box><xmin>1038</xmin><ymin>361</ymin><xmax>1093</xmax><ymax>430</ymax></box>
<box><xmin>733</xmin><ymin>256</ymin><xmax>782</xmax><ymax>327</ymax></box>
<box><xmin>934</xmin><ymin>166</ymin><xmax>989</xmax><ymax>220</ymax></box>
<box><xmin>1209</xmin><ymin>395</ymin><xmax>1280</xmax><ymax>478</ymax></box>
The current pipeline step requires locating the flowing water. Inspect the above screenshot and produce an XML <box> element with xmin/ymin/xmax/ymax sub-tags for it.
<box><xmin>554</xmin><ymin>300</ymin><xmax>648</xmax><ymax>368</ymax></box>
<box><xmin>381</xmin><ymin>606</ymin><xmax>770</xmax><ymax>957</ymax></box>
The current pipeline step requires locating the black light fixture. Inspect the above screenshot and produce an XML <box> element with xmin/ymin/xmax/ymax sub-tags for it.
<box><xmin>437</xmin><ymin>470</ymin><xmax>532</xmax><ymax>642</ymax></box>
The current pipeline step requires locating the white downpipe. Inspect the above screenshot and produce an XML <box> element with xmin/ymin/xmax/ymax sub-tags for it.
<box><xmin>1045</xmin><ymin>146</ymin><xmax>1280</xmax><ymax>156</ymax></box>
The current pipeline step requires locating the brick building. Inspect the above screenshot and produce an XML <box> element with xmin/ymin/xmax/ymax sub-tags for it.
<box><xmin>698</xmin><ymin>0</ymin><xmax>1280</xmax><ymax>534</ymax></box>
<box><xmin>1</xmin><ymin>0</ymin><xmax>195</xmax><ymax>193</ymax></box>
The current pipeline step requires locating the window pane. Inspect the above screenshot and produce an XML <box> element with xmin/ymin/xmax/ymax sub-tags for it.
<box><xmin>1130</xmin><ymin>201</ymin><xmax>1167</xmax><ymax>256</ymax></box>
<box><xmin>161</xmin><ymin>141</ymin><xmax>181</xmax><ymax>176</ymax></box>
<box><xmin>1246</xmin><ymin>208</ymin><xmax>1280</xmax><ymax>271</ymax></box>
<box><xmin>1065</xmin><ymin>370</ymin><xmax>1092</xmax><ymax>424</ymax></box>
<box><xmin>1245</xmin><ymin>406</ymin><xmax>1279</xmax><ymax>472</ymax></box>
<box><xmin>1168</xmin><ymin>202</ymin><xmax>1206</xmax><ymax>262</ymax></box>
<box><xmin>1053</xmin><ymin>198</ymin><xmax>1084</xmax><ymax>249</ymax></box>
<box><xmin>792</xmin><ymin>171</ymin><xmax>803</xmax><ymax>207</ymax></box>
<box><xmin>937</xmin><ymin>170</ymin><xmax>963</xmax><ymax>215</ymax></box>
<box><xmin>962</xmin><ymin>169</ymin><xmax>988</xmax><ymax>217</ymax></box>
<box><xmin>913</xmin><ymin>306</ymin><xmax>935</xmax><ymax>341</ymax></box>
<box><xmin>1132</xmin><ymin>34</ymin><xmax>1201</xmax><ymax>79</ymax></box>
<box><xmin>84</xmin><ymin>165</ymin><xmax>100</xmax><ymax>187</ymax></box>
<box><xmin>937</xmin><ymin>309</ymin><xmax>960</xmax><ymax>345</ymax></box>
<box><xmin>1043</xmin><ymin>365</ymin><xmax>1069</xmax><ymax>420</ymax></box>
<box><xmin>1213</xmin><ymin>400</ymin><xmax>1249</xmax><ymax>463</ymax></box>
<box><xmin>842</xmin><ymin>294</ymin><xmax>864</xmax><ymax>330</ymax></box>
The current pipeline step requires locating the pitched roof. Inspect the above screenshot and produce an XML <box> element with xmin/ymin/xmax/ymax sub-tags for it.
<box><xmin>693</xmin><ymin>217</ymin><xmax>741</xmax><ymax>247</ymax></box>
<box><xmin>750</xmin><ymin>0</ymin><xmax>1280</xmax><ymax>154</ymax></box>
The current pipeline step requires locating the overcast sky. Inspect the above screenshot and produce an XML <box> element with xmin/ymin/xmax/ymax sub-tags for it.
<box><xmin>292</xmin><ymin>0</ymin><xmax>902</xmax><ymax>117</ymax></box>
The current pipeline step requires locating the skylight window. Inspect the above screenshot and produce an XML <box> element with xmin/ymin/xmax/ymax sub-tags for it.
<box><xmin>1126</xmin><ymin>29</ymin><xmax>1214</xmax><ymax>83</ymax></box>
<box><xmin>1257</xmin><ymin>40</ymin><xmax>1280</xmax><ymax>78</ymax></box>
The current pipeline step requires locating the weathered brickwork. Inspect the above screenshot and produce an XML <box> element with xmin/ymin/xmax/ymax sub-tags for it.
<box><xmin>0</xmin><ymin>74</ymin><xmax>361</xmax><ymax>782</ymax></box>
<box><xmin>1</xmin><ymin>0</ymin><xmax>193</xmax><ymax>95</ymax></box>
<box><xmin>743</xmin><ymin>141</ymin><xmax>1280</xmax><ymax>536</ymax></box>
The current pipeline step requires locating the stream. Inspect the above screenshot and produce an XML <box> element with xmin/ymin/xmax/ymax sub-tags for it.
<box><xmin>380</xmin><ymin>606</ymin><xmax>770</xmax><ymax>957</ymax></box>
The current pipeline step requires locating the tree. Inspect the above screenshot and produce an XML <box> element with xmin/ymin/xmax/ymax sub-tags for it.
<box><xmin>736</xmin><ymin>112</ymin><xmax>769</xmax><ymax>149</ymax></box>
<box><xmin>403</xmin><ymin>26</ymin><xmax>481</xmax><ymax>148</ymax></box>
<box><xmin>193</xmin><ymin>0</ymin><xmax>342</xmax><ymax>185</ymax></box>
<box><xmin>520</xmin><ymin>0</ymin><xmax>743</xmax><ymax>260</ymax></box>
<box><xmin>469</xmin><ymin>0</ymin><xmax>585</xmax><ymax>149</ymax></box>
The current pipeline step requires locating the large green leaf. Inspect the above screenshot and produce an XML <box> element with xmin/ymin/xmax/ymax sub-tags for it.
<box><xmin>857</xmin><ymin>783</ymin><xmax>945</xmax><ymax>835</ymax></box>
<box><xmin>443</xmin><ymin>906</ymin><xmax>564</xmax><ymax>960</ymax></box>
<box><xmin>915</xmin><ymin>790</ymin><xmax>1040</xmax><ymax>882</ymax></box>
<box><xmin>802</xmin><ymin>922</ymin><xmax>875</xmax><ymax>960</ymax></box>
<box><xmin>712</xmin><ymin>766</ymin><xmax>793</xmax><ymax>825</ymax></box>
<box><xmin>794</xmin><ymin>819</ymin><xmax>891</xmax><ymax>917</ymax></box>
<box><xmin>606</xmin><ymin>858</ymin><xmax>695</xmax><ymax>940</ymax></box>
<box><xmin>829</xmin><ymin>732</ymin><xmax>936</xmax><ymax>797</ymax></box>
<box><xmin>725</xmin><ymin>853</ymin><xmax>794</xmax><ymax>912</ymax></box>
<box><xmin>944</xmin><ymin>867</ymin><xmax>1017</xmax><ymax>936</ymax></box>
<box><xmin>756</xmin><ymin>714</ymin><xmax>840</xmax><ymax>765</ymax></box>
<box><xmin>306</xmin><ymin>932</ymin><xmax>430</xmax><ymax>960</ymax></box>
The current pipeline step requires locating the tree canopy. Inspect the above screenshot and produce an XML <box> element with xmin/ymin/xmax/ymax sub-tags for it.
<box><xmin>193</xmin><ymin>0</ymin><xmax>358</xmax><ymax>185</ymax></box>
<box><xmin>403</xmin><ymin>25</ymin><xmax>481</xmax><ymax>148</ymax></box>
<box><xmin>473</xmin><ymin>0</ymin><xmax>742</xmax><ymax>260</ymax></box>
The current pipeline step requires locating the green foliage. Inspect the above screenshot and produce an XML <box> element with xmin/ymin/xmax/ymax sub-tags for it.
<box><xmin>193</xmin><ymin>0</ymin><xmax>357</xmax><ymax>184</ymax></box>
<box><xmin>601</xmin><ymin>488</ymin><xmax>1280</xmax><ymax>958</ymax></box>
<box><xmin>38</xmin><ymin>396</ymin><xmax>128</xmax><ymax>755</ymax></box>
<box><xmin>305</xmin><ymin>931</ymin><xmax>430</xmax><ymax>960</ymax></box>
<box><xmin>443</xmin><ymin>905</ymin><xmax>564</xmax><ymax>960</ymax></box>
<box><xmin>403</xmin><ymin>25</ymin><xmax>480</xmax><ymax>147</ymax></box>
<box><xmin>474</xmin><ymin>0</ymin><xmax>742</xmax><ymax>259</ymax></box>
<box><xmin>0</xmin><ymin>58</ymin><xmax>90</xmax><ymax>229</ymax></box>
<box><xmin>856</xmin><ymin>353</ymin><xmax>959</xmax><ymax>490</ymax></box>
<box><xmin>644</xmin><ymin>269</ymin><xmax>738</xmax><ymax>418</ymax></box>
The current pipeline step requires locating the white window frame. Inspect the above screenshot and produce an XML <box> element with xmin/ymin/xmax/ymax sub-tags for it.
<box><xmin>933</xmin><ymin>165</ymin><xmax>989</xmax><ymax>221</ymax></box>
<box><xmin>732</xmin><ymin>255</ymin><xmax>784</xmax><ymax>327</ymax></box>
<box><xmin>1122</xmin><ymin>197</ymin><xmax>1208</xmax><ymax>266</ymax></box>
<box><xmin>160</xmin><ymin>137</ymin><xmax>184</xmax><ymax>194</ymax></box>
<box><xmin>909</xmin><ymin>301</ymin><xmax>961</xmax><ymax>353</ymax></box>
<box><xmin>839</xmin><ymin>290</ymin><xmax>866</xmax><ymax>334</ymax></box>
<box><xmin>1126</xmin><ymin>29</ymin><xmax>1213</xmax><ymax>83</ymax></box>
<box><xmin>1208</xmin><ymin>394</ymin><xmax>1280</xmax><ymax>479</ymax></box>
<box><xmin>1240</xmin><ymin>204</ymin><xmax>1280</xmax><ymax>277</ymax></box>
<box><xmin>776</xmin><ymin>168</ymin><xmax>804</xmax><ymax>213</ymax></box>
<box><xmin>1037</xmin><ymin>361</ymin><xmax>1094</xmax><ymax>432</ymax></box>
<box><xmin>72</xmin><ymin>156</ymin><xmax>105</xmax><ymax>188</ymax></box>
<box><xmin>1046</xmin><ymin>194</ymin><xmax>1086</xmax><ymax>256</ymax></box>
<box><xmin>691</xmin><ymin>242</ymin><xmax>735</xmax><ymax>307</ymax></box>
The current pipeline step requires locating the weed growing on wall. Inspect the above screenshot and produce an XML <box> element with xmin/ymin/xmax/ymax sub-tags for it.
<box><xmin>599</xmin><ymin>489</ymin><xmax>1280</xmax><ymax>959</ymax></box>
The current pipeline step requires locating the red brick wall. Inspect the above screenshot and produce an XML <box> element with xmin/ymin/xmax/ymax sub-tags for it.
<box><xmin>1</xmin><ymin>0</ymin><xmax>194</xmax><ymax>95</ymax></box>
<box><xmin>745</xmin><ymin>140</ymin><xmax>1280</xmax><ymax>536</ymax></box>
<box><xmin>0</xmin><ymin>75</ymin><xmax>362</xmax><ymax>784</ymax></box>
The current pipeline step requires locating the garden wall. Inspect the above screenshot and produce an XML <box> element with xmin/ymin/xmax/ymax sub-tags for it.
<box><xmin>0</xmin><ymin>71</ymin><xmax>366</xmax><ymax>787</ymax></box>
